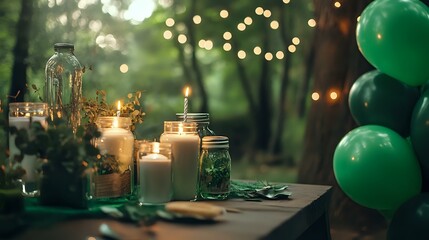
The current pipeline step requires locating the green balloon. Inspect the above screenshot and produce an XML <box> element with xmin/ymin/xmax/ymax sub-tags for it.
<box><xmin>410</xmin><ymin>89</ymin><xmax>429</xmax><ymax>191</ymax></box>
<box><xmin>349</xmin><ymin>70</ymin><xmax>419</xmax><ymax>137</ymax></box>
<box><xmin>334</xmin><ymin>125</ymin><xmax>422</xmax><ymax>210</ymax></box>
<box><xmin>356</xmin><ymin>0</ymin><xmax>429</xmax><ymax>86</ymax></box>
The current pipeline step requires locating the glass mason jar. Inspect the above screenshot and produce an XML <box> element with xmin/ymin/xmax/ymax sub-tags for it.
<box><xmin>198</xmin><ymin>136</ymin><xmax>231</xmax><ymax>200</ymax></box>
<box><xmin>138</xmin><ymin>142</ymin><xmax>172</xmax><ymax>205</ymax></box>
<box><xmin>8</xmin><ymin>102</ymin><xmax>49</xmax><ymax>196</ymax></box>
<box><xmin>176</xmin><ymin>113</ymin><xmax>215</xmax><ymax>139</ymax></box>
<box><xmin>91</xmin><ymin>117</ymin><xmax>134</xmax><ymax>200</ymax></box>
<box><xmin>160</xmin><ymin>121</ymin><xmax>200</xmax><ymax>200</ymax></box>
<box><xmin>44</xmin><ymin>43</ymin><xmax>83</xmax><ymax>133</ymax></box>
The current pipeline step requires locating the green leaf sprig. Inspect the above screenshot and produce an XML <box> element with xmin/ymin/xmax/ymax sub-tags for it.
<box><xmin>229</xmin><ymin>180</ymin><xmax>291</xmax><ymax>200</ymax></box>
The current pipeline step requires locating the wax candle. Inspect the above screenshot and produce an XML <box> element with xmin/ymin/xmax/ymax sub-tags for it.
<box><xmin>8</xmin><ymin>102</ymin><xmax>48</xmax><ymax>196</ymax></box>
<box><xmin>160</xmin><ymin>121</ymin><xmax>200</xmax><ymax>200</ymax></box>
<box><xmin>139</xmin><ymin>150</ymin><xmax>172</xmax><ymax>204</ymax></box>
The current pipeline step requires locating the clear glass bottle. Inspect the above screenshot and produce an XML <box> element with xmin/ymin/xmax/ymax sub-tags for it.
<box><xmin>91</xmin><ymin>117</ymin><xmax>134</xmax><ymax>200</ymax></box>
<box><xmin>176</xmin><ymin>113</ymin><xmax>216</xmax><ymax>138</ymax></box>
<box><xmin>44</xmin><ymin>43</ymin><xmax>83</xmax><ymax>133</ymax></box>
<box><xmin>198</xmin><ymin>136</ymin><xmax>231</xmax><ymax>200</ymax></box>
<box><xmin>160</xmin><ymin>121</ymin><xmax>200</xmax><ymax>200</ymax></box>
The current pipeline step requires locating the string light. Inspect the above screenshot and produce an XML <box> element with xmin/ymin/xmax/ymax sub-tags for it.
<box><xmin>270</xmin><ymin>20</ymin><xmax>279</xmax><ymax>29</ymax></box>
<box><xmin>265</xmin><ymin>52</ymin><xmax>273</xmax><ymax>61</ymax></box>
<box><xmin>223</xmin><ymin>31</ymin><xmax>232</xmax><ymax>40</ymax></box>
<box><xmin>238</xmin><ymin>50</ymin><xmax>246</xmax><ymax>59</ymax></box>
<box><xmin>119</xmin><ymin>64</ymin><xmax>128</xmax><ymax>73</ymax></box>
<box><xmin>178</xmin><ymin>34</ymin><xmax>187</xmax><ymax>44</ymax></box>
<box><xmin>223</xmin><ymin>43</ymin><xmax>232</xmax><ymax>51</ymax></box>
<box><xmin>288</xmin><ymin>45</ymin><xmax>296</xmax><ymax>53</ymax></box>
<box><xmin>276</xmin><ymin>51</ymin><xmax>284</xmax><ymax>59</ymax></box>
<box><xmin>292</xmin><ymin>37</ymin><xmax>300</xmax><ymax>45</ymax></box>
<box><xmin>220</xmin><ymin>10</ymin><xmax>229</xmax><ymax>18</ymax></box>
<box><xmin>255</xmin><ymin>7</ymin><xmax>264</xmax><ymax>15</ymax></box>
<box><xmin>165</xmin><ymin>18</ymin><xmax>175</xmax><ymax>27</ymax></box>
<box><xmin>244</xmin><ymin>17</ymin><xmax>253</xmax><ymax>25</ymax></box>
<box><xmin>263</xmin><ymin>10</ymin><xmax>272</xmax><ymax>18</ymax></box>
<box><xmin>330</xmin><ymin>91</ymin><xmax>338</xmax><ymax>100</ymax></box>
<box><xmin>308</xmin><ymin>19</ymin><xmax>316</xmax><ymax>27</ymax></box>
<box><xmin>198</xmin><ymin>39</ymin><xmax>206</xmax><ymax>48</ymax></box>
<box><xmin>334</xmin><ymin>1</ymin><xmax>341</xmax><ymax>8</ymax></box>
<box><xmin>311</xmin><ymin>92</ymin><xmax>320</xmax><ymax>101</ymax></box>
<box><xmin>237</xmin><ymin>23</ymin><xmax>246</xmax><ymax>31</ymax></box>
<box><xmin>253</xmin><ymin>46</ymin><xmax>262</xmax><ymax>55</ymax></box>
<box><xmin>283</xmin><ymin>0</ymin><xmax>290</xmax><ymax>3</ymax></box>
<box><xmin>193</xmin><ymin>15</ymin><xmax>202</xmax><ymax>24</ymax></box>
<box><xmin>163</xmin><ymin>30</ymin><xmax>173</xmax><ymax>39</ymax></box>
<box><xmin>205</xmin><ymin>40</ymin><xmax>213</xmax><ymax>50</ymax></box>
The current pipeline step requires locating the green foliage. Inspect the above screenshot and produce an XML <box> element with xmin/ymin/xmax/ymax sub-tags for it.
<box><xmin>12</xmin><ymin>118</ymin><xmax>100</xmax><ymax>179</ymax></box>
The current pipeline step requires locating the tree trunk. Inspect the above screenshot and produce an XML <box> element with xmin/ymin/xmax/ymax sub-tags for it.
<box><xmin>9</xmin><ymin>0</ymin><xmax>34</xmax><ymax>103</ymax></box>
<box><xmin>298</xmin><ymin>0</ymin><xmax>386</xmax><ymax>234</ymax></box>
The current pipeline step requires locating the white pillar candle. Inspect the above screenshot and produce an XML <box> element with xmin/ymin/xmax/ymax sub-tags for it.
<box><xmin>160</xmin><ymin>133</ymin><xmax>200</xmax><ymax>200</ymax></box>
<box><xmin>9</xmin><ymin>116</ymin><xmax>47</xmax><ymax>183</ymax></box>
<box><xmin>98</xmin><ymin>127</ymin><xmax>134</xmax><ymax>173</ymax></box>
<box><xmin>139</xmin><ymin>153</ymin><xmax>172</xmax><ymax>204</ymax></box>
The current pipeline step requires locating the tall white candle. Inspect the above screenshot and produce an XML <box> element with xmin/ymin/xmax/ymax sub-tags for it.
<box><xmin>9</xmin><ymin>116</ymin><xmax>47</xmax><ymax>184</ymax></box>
<box><xmin>139</xmin><ymin>153</ymin><xmax>171</xmax><ymax>204</ymax></box>
<box><xmin>160</xmin><ymin>132</ymin><xmax>200</xmax><ymax>200</ymax></box>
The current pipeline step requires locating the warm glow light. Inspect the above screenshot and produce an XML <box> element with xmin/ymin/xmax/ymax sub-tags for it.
<box><xmin>205</xmin><ymin>40</ymin><xmax>213</xmax><ymax>50</ymax></box>
<box><xmin>288</xmin><ymin>45</ymin><xmax>297</xmax><ymax>53</ymax></box>
<box><xmin>163</xmin><ymin>30</ymin><xmax>173</xmax><ymax>39</ymax></box>
<box><xmin>265</xmin><ymin>52</ymin><xmax>273</xmax><ymax>61</ymax></box>
<box><xmin>270</xmin><ymin>20</ymin><xmax>279</xmax><ymax>29</ymax></box>
<box><xmin>113</xmin><ymin>116</ymin><xmax>119</xmax><ymax>127</ymax></box>
<box><xmin>193</xmin><ymin>15</ymin><xmax>202</xmax><ymax>24</ymax></box>
<box><xmin>238</xmin><ymin>50</ymin><xmax>246</xmax><ymax>59</ymax></box>
<box><xmin>334</xmin><ymin>2</ymin><xmax>341</xmax><ymax>8</ymax></box>
<box><xmin>223</xmin><ymin>31</ymin><xmax>232</xmax><ymax>40</ymax></box>
<box><xmin>223</xmin><ymin>43</ymin><xmax>232</xmax><ymax>51</ymax></box>
<box><xmin>292</xmin><ymin>37</ymin><xmax>300</xmax><ymax>45</ymax></box>
<box><xmin>153</xmin><ymin>142</ymin><xmax>160</xmax><ymax>154</ymax></box>
<box><xmin>117</xmin><ymin>100</ymin><xmax>121</xmax><ymax>111</ymax></box>
<box><xmin>276</xmin><ymin>51</ymin><xmax>284</xmax><ymax>59</ymax></box>
<box><xmin>283</xmin><ymin>0</ymin><xmax>290</xmax><ymax>3</ymax></box>
<box><xmin>179</xmin><ymin>122</ymin><xmax>184</xmax><ymax>134</ymax></box>
<box><xmin>119</xmin><ymin>64</ymin><xmax>128</xmax><ymax>73</ymax></box>
<box><xmin>255</xmin><ymin>7</ymin><xmax>264</xmax><ymax>15</ymax></box>
<box><xmin>198</xmin><ymin>39</ymin><xmax>206</xmax><ymax>48</ymax></box>
<box><xmin>263</xmin><ymin>10</ymin><xmax>272</xmax><ymax>18</ymax></box>
<box><xmin>220</xmin><ymin>9</ymin><xmax>229</xmax><ymax>18</ymax></box>
<box><xmin>312</xmin><ymin>92</ymin><xmax>320</xmax><ymax>101</ymax></box>
<box><xmin>178</xmin><ymin>34</ymin><xmax>187</xmax><ymax>44</ymax></box>
<box><xmin>253</xmin><ymin>46</ymin><xmax>262</xmax><ymax>55</ymax></box>
<box><xmin>165</xmin><ymin>18</ymin><xmax>175</xmax><ymax>27</ymax></box>
<box><xmin>377</xmin><ymin>34</ymin><xmax>382</xmax><ymax>39</ymax></box>
<box><xmin>244</xmin><ymin>17</ymin><xmax>253</xmax><ymax>25</ymax></box>
<box><xmin>308</xmin><ymin>19</ymin><xmax>316</xmax><ymax>27</ymax></box>
<box><xmin>237</xmin><ymin>23</ymin><xmax>246</xmax><ymax>31</ymax></box>
<box><xmin>184</xmin><ymin>86</ymin><xmax>190</xmax><ymax>97</ymax></box>
<box><xmin>330</xmin><ymin>91</ymin><xmax>338</xmax><ymax>100</ymax></box>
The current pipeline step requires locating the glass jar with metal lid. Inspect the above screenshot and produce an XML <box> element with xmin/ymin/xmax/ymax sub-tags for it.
<box><xmin>176</xmin><ymin>113</ymin><xmax>215</xmax><ymax>139</ymax></box>
<box><xmin>198</xmin><ymin>136</ymin><xmax>231</xmax><ymax>200</ymax></box>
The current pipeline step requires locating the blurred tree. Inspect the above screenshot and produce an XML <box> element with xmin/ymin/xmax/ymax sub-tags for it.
<box><xmin>298</xmin><ymin>0</ymin><xmax>386</xmax><ymax>234</ymax></box>
<box><xmin>9</xmin><ymin>0</ymin><xmax>34</xmax><ymax>103</ymax></box>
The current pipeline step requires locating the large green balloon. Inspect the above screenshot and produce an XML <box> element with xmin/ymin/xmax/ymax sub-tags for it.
<box><xmin>410</xmin><ymin>89</ymin><xmax>429</xmax><ymax>191</ymax></box>
<box><xmin>349</xmin><ymin>70</ymin><xmax>419</xmax><ymax>137</ymax></box>
<box><xmin>356</xmin><ymin>0</ymin><xmax>429</xmax><ymax>86</ymax></box>
<box><xmin>334</xmin><ymin>125</ymin><xmax>422</xmax><ymax>210</ymax></box>
<box><xmin>387</xmin><ymin>193</ymin><xmax>429</xmax><ymax>240</ymax></box>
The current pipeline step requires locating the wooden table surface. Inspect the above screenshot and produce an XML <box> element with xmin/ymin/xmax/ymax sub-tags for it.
<box><xmin>10</xmin><ymin>183</ymin><xmax>332</xmax><ymax>240</ymax></box>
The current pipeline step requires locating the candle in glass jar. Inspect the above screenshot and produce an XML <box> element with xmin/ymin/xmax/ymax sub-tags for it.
<box><xmin>160</xmin><ymin>122</ymin><xmax>200</xmax><ymax>200</ymax></box>
<box><xmin>139</xmin><ymin>152</ymin><xmax>172</xmax><ymax>204</ymax></box>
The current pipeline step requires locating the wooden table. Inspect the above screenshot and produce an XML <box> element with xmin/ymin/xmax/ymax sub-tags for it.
<box><xmin>10</xmin><ymin>183</ymin><xmax>332</xmax><ymax>240</ymax></box>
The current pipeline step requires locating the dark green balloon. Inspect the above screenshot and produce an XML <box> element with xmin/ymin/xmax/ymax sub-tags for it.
<box><xmin>387</xmin><ymin>194</ymin><xmax>429</xmax><ymax>240</ymax></box>
<box><xmin>349</xmin><ymin>70</ymin><xmax>419</xmax><ymax>137</ymax></box>
<box><xmin>356</xmin><ymin>0</ymin><xmax>429</xmax><ymax>86</ymax></box>
<box><xmin>334</xmin><ymin>125</ymin><xmax>422</xmax><ymax>211</ymax></box>
<box><xmin>410</xmin><ymin>89</ymin><xmax>429</xmax><ymax>191</ymax></box>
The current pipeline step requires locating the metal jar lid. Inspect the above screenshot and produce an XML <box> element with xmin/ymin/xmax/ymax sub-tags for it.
<box><xmin>202</xmin><ymin>136</ymin><xmax>229</xmax><ymax>149</ymax></box>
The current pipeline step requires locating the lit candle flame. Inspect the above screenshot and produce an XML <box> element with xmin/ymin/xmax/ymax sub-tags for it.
<box><xmin>185</xmin><ymin>87</ymin><xmax>190</xmax><ymax>97</ymax></box>
<box><xmin>179</xmin><ymin>122</ymin><xmax>184</xmax><ymax>134</ymax></box>
<box><xmin>113</xmin><ymin>117</ymin><xmax>119</xmax><ymax>128</ymax></box>
<box><xmin>183</xmin><ymin>86</ymin><xmax>190</xmax><ymax>122</ymax></box>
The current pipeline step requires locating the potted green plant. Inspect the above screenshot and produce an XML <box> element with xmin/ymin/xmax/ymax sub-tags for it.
<box><xmin>12</xmin><ymin>118</ymin><xmax>100</xmax><ymax>209</ymax></box>
<box><xmin>0</xmin><ymin>113</ymin><xmax>25</xmax><ymax>214</ymax></box>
